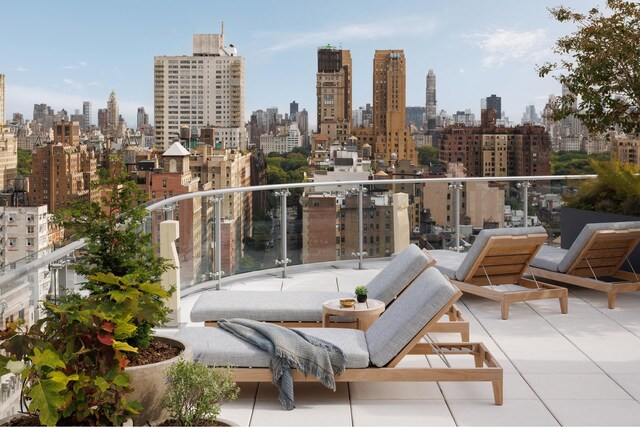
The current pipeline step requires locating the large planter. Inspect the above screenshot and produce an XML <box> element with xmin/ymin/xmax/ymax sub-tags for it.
<box><xmin>560</xmin><ymin>207</ymin><xmax>640</xmax><ymax>271</ymax></box>
<box><xmin>127</xmin><ymin>336</ymin><xmax>192</xmax><ymax>426</ymax></box>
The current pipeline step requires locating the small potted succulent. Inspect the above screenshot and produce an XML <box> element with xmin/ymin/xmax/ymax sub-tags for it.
<box><xmin>355</xmin><ymin>285</ymin><xmax>368</xmax><ymax>303</ymax></box>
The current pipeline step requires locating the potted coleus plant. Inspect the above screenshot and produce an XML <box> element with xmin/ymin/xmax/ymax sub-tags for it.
<box><xmin>161</xmin><ymin>358</ymin><xmax>239</xmax><ymax>426</ymax></box>
<box><xmin>0</xmin><ymin>272</ymin><xmax>170</xmax><ymax>426</ymax></box>
<box><xmin>355</xmin><ymin>285</ymin><xmax>368</xmax><ymax>303</ymax></box>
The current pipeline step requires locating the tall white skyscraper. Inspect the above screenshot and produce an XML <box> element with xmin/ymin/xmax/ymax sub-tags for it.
<box><xmin>0</xmin><ymin>74</ymin><xmax>5</xmax><ymax>126</ymax></box>
<box><xmin>425</xmin><ymin>69</ymin><xmax>436</xmax><ymax>129</ymax></box>
<box><xmin>154</xmin><ymin>26</ymin><xmax>245</xmax><ymax>151</ymax></box>
<box><xmin>107</xmin><ymin>91</ymin><xmax>119</xmax><ymax>138</ymax></box>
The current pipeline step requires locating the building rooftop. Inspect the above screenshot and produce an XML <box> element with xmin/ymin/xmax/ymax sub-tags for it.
<box><xmin>174</xmin><ymin>258</ymin><xmax>640</xmax><ymax>426</ymax></box>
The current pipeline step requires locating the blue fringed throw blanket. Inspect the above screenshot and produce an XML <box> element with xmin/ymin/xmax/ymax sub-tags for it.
<box><xmin>218</xmin><ymin>318</ymin><xmax>346</xmax><ymax>410</ymax></box>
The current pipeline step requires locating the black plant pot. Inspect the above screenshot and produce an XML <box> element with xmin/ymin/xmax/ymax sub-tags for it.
<box><xmin>357</xmin><ymin>294</ymin><xmax>367</xmax><ymax>303</ymax></box>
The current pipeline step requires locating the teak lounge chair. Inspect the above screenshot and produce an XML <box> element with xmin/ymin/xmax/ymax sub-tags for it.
<box><xmin>530</xmin><ymin>221</ymin><xmax>640</xmax><ymax>309</ymax></box>
<box><xmin>176</xmin><ymin>268</ymin><xmax>504</xmax><ymax>406</ymax></box>
<box><xmin>191</xmin><ymin>243</ymin><xmax>470</xmax><ymax>341</ymax></box>
<box><xmin>429</xmin><ymin>226</ymin><xmax>569</xmax><ymax>320</ymax></box>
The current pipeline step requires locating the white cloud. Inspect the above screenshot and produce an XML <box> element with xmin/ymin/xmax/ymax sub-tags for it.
<box><xmin>13</xmin><ymin>67</ymin><xmax>28</xmax><ymax>72</ymax></box>
<box><xmin>63</xmin><ymin>78</ymin><xmax>85</xmax><ymax>90</ymax></box>
<box><xmin>459</xmin><ymin>68</ymin><xmax>465</xmax><ymax>74</ymax></box>
<box><xmin>78</xmin><ymin>61</ymin><xmax>88</xmax><ymax>67</ymax></box>
<box><xmin>60</xmin><ymin>60</ymin><xmax>88</xmax><ymax>70</ymax></box>
<box><xmin>465</xmin><ymin>28</ymin><xmax>549</xmax><ymax>68</ymax></box>
<box><xmin>262</xmin><ymin>17</ymin><xmax>437</xmax><ymax>53</ymax></box>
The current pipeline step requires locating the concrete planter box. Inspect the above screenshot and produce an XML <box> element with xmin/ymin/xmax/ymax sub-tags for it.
<box><xmin>127</xmin><ymin>335</ymin><xmax>193</xmax><ymax>426</ymax></box>
<box><xmin>560</xmin><ymin>207</ymin><xmax>640</xmax><ymax>270</ymax></box>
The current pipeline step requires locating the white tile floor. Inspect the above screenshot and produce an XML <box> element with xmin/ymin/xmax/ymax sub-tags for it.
<box><xmin>169</xmin><ymin>259</ymin><xmax>640</xmax><ymax>426</ymax></box>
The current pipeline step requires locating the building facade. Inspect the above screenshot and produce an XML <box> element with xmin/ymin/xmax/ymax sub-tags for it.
<box><xmin>0</xmin><ymin>126</ymin><xmax>17</xmax><ymax>191</ymax></box>
<box><xmin>107</xmin><ymin>91</ymin><xmax>119</xmax><ymax>138</ymax></box>
<box><xmin>425</xmin><ymin>69</ymin><xmax>436</xmax><ymax>129</ymax></box>
<box><xmin>316</xmin><ymin>46</ymin><xmax>352</xmax><ymax>144</ymax></box>
<box><xmin>154</xmin><ymin>28</ymin><xmax>245</xmax><ymax>151</ymax></box>
<box><xmin>82</xmin><ymin>101</ymin><xmax>92</xmax><ymax>130</ymax></box>
<box><xmin>0</xmin><ymin>74</ymin><xmax>4</xmax><ymax>125</ymax></box>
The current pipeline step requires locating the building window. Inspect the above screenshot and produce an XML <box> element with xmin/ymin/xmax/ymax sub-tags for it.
<box><xmin>162</xmin><ymin>179</ymin><xmax>167</xmax><ymax>188</ymax></box>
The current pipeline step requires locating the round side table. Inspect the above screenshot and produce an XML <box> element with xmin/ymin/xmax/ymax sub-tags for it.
<box><xmin>322</xmin><ymin>298</ymin><xmax>385</xmax><ymax>331</ymax></box>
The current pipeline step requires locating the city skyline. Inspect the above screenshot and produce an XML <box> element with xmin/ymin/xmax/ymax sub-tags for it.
<box><xmin>1</xmin><ymin>0</ymin><xmax>603</xmax><ymax>128</ymax></box>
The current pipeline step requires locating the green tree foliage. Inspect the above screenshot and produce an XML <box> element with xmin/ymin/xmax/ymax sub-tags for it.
<box><xmin>17</xmin><ymin>148</ymin><xmax>32</xmax><ymax>176</ymax></box>
<box><xmin>54</xmin><ymin>173</ymin><xmax>172</xmax><ymax>349</ymax></box>
<box><xmin>417</xmin><ymin>146</ymin><xmax>439</xmax><ymax>166</ymax></box>
<box><xmin>565</xmin><ymin>160</ymin><xmax>640</xmax><ymax>215</ymax></box>
<box><xmin>551</xmin><ymin>151</ymin><xmax>611</xmax><ymax>175</ymax></box>
<box><xmin>538</xmin><ymin>1</ymin><xmax>640</xmax><ymax>134</ymax></box>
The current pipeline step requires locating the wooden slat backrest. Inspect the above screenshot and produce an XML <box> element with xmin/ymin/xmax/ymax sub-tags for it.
<box><xmin>463</xmin><ymin>233</ymin><xmax>547</xmax><ymax>286</ymax></box>
<box><xmin>567</xmin><ymin>228</ymin><xmax>640</xmax><ymax>277</ymax></box>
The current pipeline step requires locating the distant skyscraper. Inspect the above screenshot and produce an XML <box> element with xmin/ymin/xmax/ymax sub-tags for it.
<box><xmin>521</xmin><ymin>104</ymin><xmax>540</xmax><ymax>124</ymax></box>
<box><xmin>33</xmin><ymin>104</ymin><xmax>54</xmax><ymax>130</ymax></box>
<box><xmin>406</xmin><ymin>106</ymin><xmax>426</xmax><ymax>128</ymax></box>
<box><xmin>289</xmin><ymin>101</ymin><xmax>298</xmax><ymax>121</ymax></box>
<box><xmin>316</xmin><ymin>45</ymin><xmax>352</xmax><ymax>143</ymax></box>
<box><xmin>137</xmin><ymin>107</ymin><xmax>149</xmax><ymax>130</ymax></box>
<box><xmin>482</xmin><ymin>94</ymin><xmax>502</xmax><ymax>119</ymax></box>
<box><xmin>372</xmin><ymin>50</ymin><xmax>416</xmax><ymax>164</ymax></box>
<box><xmin>107</xmin><ymin>91</ymin><xmax>119</xmax><ymax>138</ymax></box>
<box><xmin>154</xmin><ymin>26</ymin><xmax>245</xmax><ymax>151</ymax></box>
<box><xmin>0</xmin><ymin>74</ymin><xmax>5</xmax><ymax>125</ymax></box>
<box><xmin>97</xmin><ymin>108</ymin><xmax>108</xmax><ymax>134</ymax></box>
<box><xmin>296</xmin><ymin>108</ymin><xmax>309</xmax><ymax>148</ymax></box>
<box><xmin>425</xmin><ymin>69</ymin><xmax>436</xmax><ymax>128</ymax></box>
<box><xmin>82</xmin><ymin>101</ymin><xmax>92</xmax><ymax>130</ymax></box>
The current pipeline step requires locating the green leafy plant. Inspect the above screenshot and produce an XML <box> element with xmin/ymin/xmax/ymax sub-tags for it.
<box><xmin>565</xmin><ymin>159</ymin><xmax>640</xmax><ymax>216</ymax></box>
<box><xmin>0</xmin><ymin>272</ymin><xmax>170</xmax><ymax>426</ymax></box>
<box><xmin>161</xmin><ymin>358</ymin><xmax>239</xmax><ymax>426</ymax></box>
<box><xmin>354</xmin><ymin>285</ymin><xmax>368</xmax><ymax>296</ymax></box>
<box><xmin>54</xmin><ymin>172</ymin><xmax>173</xmax><ymax>349</ymax></box>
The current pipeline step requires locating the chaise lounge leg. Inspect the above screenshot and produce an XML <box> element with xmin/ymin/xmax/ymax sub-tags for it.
<box><xmin>500</xmin><ymin>300</ymin><xmax>510</xmax><ymax>320</ymax></box>
<box><xmin>492</xmin><ymin>380</ymin><xmax>503</xmax><ymax>405</ymax></box>
<box><xmin>560</xmin><ymin>294</ymin><xmax>569</xmax><ymax>314</ymax></box>
<box><xmin>608</xmin><ymin>291</ymin><xmax>617</xmax><ymax>309</ymax></box>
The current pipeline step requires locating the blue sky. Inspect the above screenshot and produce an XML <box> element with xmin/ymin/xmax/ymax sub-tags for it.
<box><xmin>1</xmin><ymin>0</ymin><xmax>604</xmax><ymax>128</ymax></box>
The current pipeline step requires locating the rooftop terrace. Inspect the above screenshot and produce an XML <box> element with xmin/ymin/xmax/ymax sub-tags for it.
<box><xmin>173</xmin><ymin>258</ymin><xmax>640</xmax><ymax>426</ymax></box>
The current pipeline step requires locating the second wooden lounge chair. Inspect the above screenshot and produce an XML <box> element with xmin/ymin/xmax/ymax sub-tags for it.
<box><xmin>429</xmin><ymin>226</ymin><xmax>569</xmax><ymax>320</ymax></box>
<box><xmin>191</xmin><ymin>243</ymin><xmax>470</xmax><ymax>340</ymax></box>
<box><xmin>530</xmin><ymin>221</ymin><xmax>640</xmax><ymax>309</ymax></box>
<box><xmin>176</xmin><ymin>267</ymin><xmax>503</xmax><ymax>406</ymax></box>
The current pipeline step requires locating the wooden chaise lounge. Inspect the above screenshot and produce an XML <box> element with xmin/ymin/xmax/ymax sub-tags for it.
<box><xmin>191</xmin><ymin>243</ymin><xmax>470</xmax><ymax>341</ymax></box>
<box><xmin>429</xmin><ymin>226</ymin><xmax>569</xmax><ymax>320</ymax></box>
<box><xmin>176</xmin><ymin>268</ymin><xmax>503</xmax><ymax>406</ymax></box>
<box><xmin>530</xmin><ymin>221</ymin><xmax>640</xmax><ymax>309</ymax></box>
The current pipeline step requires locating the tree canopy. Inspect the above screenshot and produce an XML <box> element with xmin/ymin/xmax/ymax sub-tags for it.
<box><xmin>538</xmin><ymin>0</ymin><xmax>640</xmax><ymax>134</ymax></box>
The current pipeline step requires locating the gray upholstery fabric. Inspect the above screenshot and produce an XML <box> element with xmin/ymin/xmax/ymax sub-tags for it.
<box><xmin>529</xmin><ymin>245</ymin><xmax>567</xmax><ymax>272</ymax></box>
<box><xmin>429</xmin><ymin>250</ymin><xmax>466</xmax><ymax>279</ymax></box>
<box><xmin>454</xmin><ymin>226</ymin><xmax>547</xmax><ymax>281</ymax></box>
<box><xmin>175</xmin><ymin>326</ymin><xmax>370</xmax><ymax>369</ymax></box>
<box><xmin>190</xmin><ymin>244</ymin><xmax>430</xmax><ymax>323</ymax></box>
<box><xmin>190</xmin><ymin>291</ymin><xmax>352</xmax><ymax>322</ymax></box>
<box><xmin>366</xmin><ymin>243</ymin><xmax>432</xmax><ymax>304</ymax></box>
<box><xmin>557</xmin><ymin>221</ymin><xmax>640</xmax><ymax>273</ymax></box>
<box><xmin>365</xmin><ymin>268</ymin><xmax>457</xmax><ymax>368</ymax></box>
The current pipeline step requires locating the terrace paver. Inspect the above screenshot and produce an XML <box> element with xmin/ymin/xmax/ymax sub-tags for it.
<box><xmin>176</xmin><ymin>259</ymin><xmax>640</xmax><ymax>426</ymax></box>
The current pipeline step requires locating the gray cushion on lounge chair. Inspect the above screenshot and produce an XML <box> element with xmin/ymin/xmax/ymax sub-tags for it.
<box><xmin>529</xmin><ymin>245</ymin><xmax>567</xmax><ymax>272</ymax></box>
<box><xmin>454</xmin><ymin>226</ymin><xmax>547</xmax><ymax>281</ymax></box>
<box><xmin>365</xmin><ymin>268</ymin><xmax>457</xmax><ymax>368</ymax></box>
<box><xmin>191</xmin><ymin>291</ymin><xmax>353</xmax><ymax>322</ymax></box>
<box><xmin>556</xmin><ymin>221</ymin><xmax>640</xmax><ymax>273</ymax></box>
<box><xmin>366</xmin><ymin>244</ymin><xmax>432</xmax><ymax>304</ymax></box>
<box><xmin>428</xmin><ymin>250</ymin><xmax>465</xmax><ymax>279</ymax></box>
<box><xmin>176</xmin><ymin>325</ymin><xmax>370</xmax><ymax>369</ymax></box>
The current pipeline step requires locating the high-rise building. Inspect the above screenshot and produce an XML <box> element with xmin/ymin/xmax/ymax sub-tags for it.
<box><xmin>53</xmin><ymin>120</ymin><xmax>81</xmax><ymax>146</ymax></box>
<box><xmin>482</xmin><ymin>94</ymin><xmax>502</xmax><ymax>119</ymax></box>
<box><xmin>289</xmin><ymin>101</ymin><xmax>299</xmax><ymax>121</ymax></box>
<box><xmin>296</xmin><ymin>109</ymin><xmax>309</xmax><ymax>148</ymax></box>
<box><xmin>316</xmin><ymin>46</ymin><xmax>352</xmax><ymax>143</ymax></box>
<box><xmin>0</xmin><ymin>74</ymin><xmax>5</xmax><ymax>125</ymax></box>
<box><xmin>154</xmin><ymin>26</ymin><xmax>245</xmax><ymax>151</ymax></box>
<box><xmin>33</xmin><ymin>104</ymin><xmax>54</xmax><ymax>131</ymax></box>
<box><xmin>0</xmin><ymin>126</ymin><xmax>17</xmax><ymax>191</ymax></box>
<box><xmin>97</xmin><ymin>108</ymin><xmax>108</xmax><ymax>134</ymax></box>
<box><xmin>82</xmin><ymin>101</ymin><xmax>92</xmax><ymax>130</ymax></box>
<box><xmin>107</xmin><ymin>91</ymin><xmax>119</xmax><ymax>138</ymax></box>
<box><xmin>28</xmin><ymin>142</ymin><xmax>97</xmax><ymax>213</ymax></box>
<box><xmin>137</xmin><ymin>107</ymin><xmax>149</xmax><ymax>130</ymax></box>
<box><xmin>425</xmin><ymin>69</ymin><xmax>436</xmax><ymax>129</ymax></box>
<box><xmin>522</xmin><ymin>104</ymin><xmax>540</xmax><ymax>125</ymax></box>
<box><xmin>372</xmin><ymin>50</ymin><xmax>416</xmax><ymax>164</ymax></box>
<box><xmin>406</xmin><ymin>106</ymin><xmax>426</xmax><ymax>128</ymax></box>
